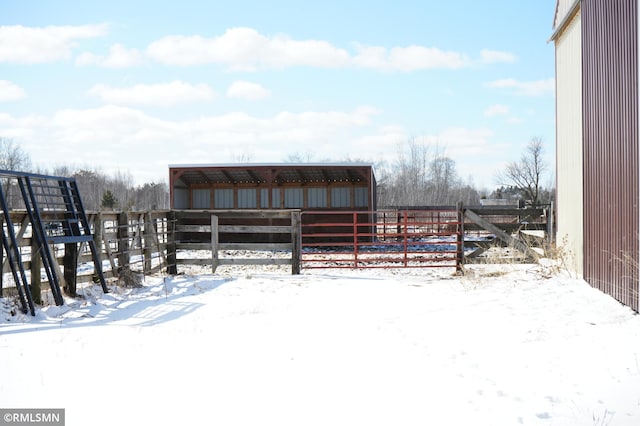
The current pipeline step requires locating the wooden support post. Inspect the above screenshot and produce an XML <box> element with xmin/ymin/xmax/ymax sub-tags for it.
<box><xmin>147</xmin><ymin>212</ymin><xmax>167</xmax><ymax>270</ymax></box>
<box><xmin>101</xmin><ymin>216</ymin><xmax>118</xmax><ymax>277</ymax></box>
<box><xmin>92</xmin><ymin>212</ymin><xmax>104</xmax><ymax>282</ymax></box>
<box><xmin>63</xmin><ymin>243</ymin><xmax>78</xmax><ymax>296</ymax></box>
<box><xmin>547</xmin><ymin>202</ymin><xmax>555</xmax><ymax>246</ymax></box>
<box><xmin>143</xmin><ymin>212</ymin><xmax>153</xmax><ymax>274</ymax></box>
<box><xmin>117</xmin><ymin>212</ymin><xmax>130</xmax><ymax>273</ymax></box>
<box><xmin>211</xmin><ymin>215</ymin><xmax>219</xmax><ymax>273</ymax></box>
<box><xmin>166</xmin><ymin>211</ymin><xmax>177</xmax><ymax>275</ymax></box>
<box><xmin>30</xmin><ymin>234</ymin><xmax>42</xmax><ymax>304</ymax></box>
<box><xmin>291</xmin><ymin>211</ymin><xmax>301</xmax><ymax>275</ymax></box>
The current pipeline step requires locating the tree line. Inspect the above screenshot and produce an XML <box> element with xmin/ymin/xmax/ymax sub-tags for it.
<box><xmin>375</xmin><ymin>139</ymin><xmax>482</xmax><ymax>206</ymax></box>
<box><xmin>0</xmin><ymin>136</ymin><xmax>553</xmax><ymax>211</ymax></box>
<box><xmin>0</xmin><ymin>137</ymin><xmax>169</xmax><ymax>211</ymax></box>
<box><xmin>375</xmin><ymin>137</ymin><xmax>553</xmax><ymax>207</ymax></box>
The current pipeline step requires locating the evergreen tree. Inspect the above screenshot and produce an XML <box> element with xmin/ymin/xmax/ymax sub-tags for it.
<box><xmin>101</xmin><ymin>190</ymin><xmax>118</xmax><ymax>210</ymax></box>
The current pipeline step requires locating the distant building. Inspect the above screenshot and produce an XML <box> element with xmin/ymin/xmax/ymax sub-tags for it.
<box><xmin>551</xmin><ymin>0</ymin><xmax>639</xmax><ymax>311</ymax></box>
<box><xmin>479</xmin><ymin>199</ymin><xmax>520</xmax><ymax>207</ymax></box>
<box><xmin>169</xmin><ymin>163</ymin><xmax>376</xmax><ymax>210</ymax></box>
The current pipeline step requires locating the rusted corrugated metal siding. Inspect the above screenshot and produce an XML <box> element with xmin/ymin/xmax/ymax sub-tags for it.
<box><xmin>582</xmin><ymin>0</ymin><xmax>639</xmax><ymax>312</ymax></box>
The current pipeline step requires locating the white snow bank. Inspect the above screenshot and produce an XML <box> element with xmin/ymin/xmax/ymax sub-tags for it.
<box><xmin>1</xmin><ymin>263</ymin><xmax>639</xmax><ymax>426</ymax></box>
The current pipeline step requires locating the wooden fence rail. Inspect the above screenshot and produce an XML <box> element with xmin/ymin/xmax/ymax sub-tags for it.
<box><xmin>0</xmin><ymin>210</ymin><xmax>171</xmax><ymax>290</ymax></box>
<box><xmin>168</xmin><ymin>209</ymin><xmax>301</xmax><ymax>274</ymax></box>
<box><xmin>1</xmin><ymin>205</ymin><xmax>551</xmax><ymax>303</ymax></box>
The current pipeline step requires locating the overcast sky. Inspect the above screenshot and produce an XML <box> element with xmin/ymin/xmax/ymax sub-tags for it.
<box><xmin>1</xmin><ymin>0</ymin><xmax>556</xmax><ymax>190</ymax></box>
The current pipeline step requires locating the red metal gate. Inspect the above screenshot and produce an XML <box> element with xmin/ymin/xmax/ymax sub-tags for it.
<box><xmin>301</xmin><ymin>209</ymin><xmax>464</xmax><ymax>271</ymax></box>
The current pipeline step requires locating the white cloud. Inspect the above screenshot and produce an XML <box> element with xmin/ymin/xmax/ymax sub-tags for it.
<box><xmin>0</xmin><ymin>80</ymin><xmax>26</xmax><ymax>101</ymax></box>
<box><xmin>146</xmin><ymin>27</ymin><xmax>350</xmax><ymax>70</ymax></box>
<box><xmin>353</xmin><ymin>44</ymin><xmax>470</xmax><ymax>71</ymax></box>
<box><xmin>480</xmin><ymin>49</ymin><xmax>517</xmax><ymax>64</ymax></box>
<box><xmin>7</xmin><ymin>105</ymin><xmax>381</xmax><ymax>183</ymax></box>
<box><xmin>87</xmin><ymin>81</ymin><xmax>215</xmax><ymax>106</ymax></box>
<box><xmin>0</xmin><ymin>112</ymin><xmax>47</xmax><ymax>140</ymax></box>
<box><xmin>0</xmin><ymin>24</ymin><xmax>108</xmax><ymax>63</ymax></box>
<box><xmin>145</xmin><ymin>27</ymin><xmax>506</xmax><ymax>72</ymax></box>
<box><xmin>434</xmin><ymin>127</ymin><xmax>495</xmax><ymax>153</ymax></box>
<box><xmin>76</xmin><ymin>43</ymin><xmax>143</xmax><ymax>68</ymax></box>
<box><xmin>4</xmin><ymin>104</ymin><xmax>515</xmax><ymax>189</ymax></box>
<box><xmin>484</xmin><ymin>104</ymin><xmax>510</xmax><ymax>117</ymax></box>
<box><xmin>226</xmin><ymin>81</ymin><xmax>271</xmax><ymax>101</ymax></box>
<box><xmin>486</xmin><ymin>78</ymin><xmax>555</xmax><ymax>96</ymax></box>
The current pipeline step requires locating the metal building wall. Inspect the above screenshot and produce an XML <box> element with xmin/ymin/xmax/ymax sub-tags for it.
<box><xmin>582</xmin><ymin>0</ymin><xmax>639</xmax><ymax>312</ymax></box>
<box><xmin>555</xmin><ymin>8</ymin><xmax>584</xmax><ymax>276</ymax></box>
<box><xmin>307</xmin><ymin>188</ymin><xmax>328</xmax><ymax>208</ymax></box>
<box><xmin>555</xmin><ymin>0</ymin><xmax>577</xmax><ymax>23</ymax></box>
<box><xmin>237</xmin><ymin>188</ymin><xmax>257</xmax><ymax>208</ymax></box>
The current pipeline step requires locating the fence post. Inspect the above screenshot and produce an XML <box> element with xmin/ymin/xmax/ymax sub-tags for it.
<box><xmin>143</xmin><ymin>211</ymin><xmax>153</xmax><ymax>274</ymax></box>
<box><xmin>403</xmin><ymin>210</ymin><xmax>409</xmax><ymax>267</ymax></box>
<box><xmin>92</xmin><ymin>212</ymin><xmax>104</xmax><ymax>282</ymax></box>
<box><xmin>63</xmin><ymin>243</ymin><xmax>78</xmax><ymax>296</ymax></box>
<box><xmin>117</xmin><ymin>211</ymin><xmax>130</xmax><ymax>273</ymax></box>
<box><xmin>167</xmin><ymin>211</ymin><xmax>177</xmax><ymax>275</ymax></box>
<box><xmin>291</xmin><ymin>211</ymin><xmax>301</xmax><ymax>275</ymax></box>
<box><xmin>211</xmin><ymin>215</ymin><xmax>219</xmax><ymax>273</ymax></box>
<box><xmin>547</xmin><ymin>201</ymin><xmax>555</xmax><ymax>246</ymax></box>
<box><xmin>353</xmin><ymin>211</ymin><xmax>359</xmax><ymax>268</ymax></box>
<box><xmin>456</xmin><ymin>201</ymin><xmax>465</xmax><ymax>274</ymax></box>
<box><xmin>30</xmin><ymin>234</ymin><xmax>42</xmax><ymax>304</ymax></box>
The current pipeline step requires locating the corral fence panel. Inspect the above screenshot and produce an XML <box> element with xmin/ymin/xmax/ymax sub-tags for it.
<box><xmin>2</xmin><ymin>205</ymin><xmax>552</xmax><ymax>306</ymax></box>
<box><xmin>300</xmin><ymin>208</ymin><xmax>464</xmax><ymax>271</ymax></box>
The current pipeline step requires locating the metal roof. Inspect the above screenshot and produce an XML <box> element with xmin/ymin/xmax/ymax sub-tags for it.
<box><xmin>170</xmin><ymin>163</ymin><xmax>375</xmax><ymax>186</ymax></box>
<box><xmin>550</xmin><ymin>0</ymin><xmax>580</xmax><ymax>41</ymax></box>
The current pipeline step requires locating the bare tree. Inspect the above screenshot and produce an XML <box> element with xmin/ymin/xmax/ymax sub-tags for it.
<box><xmin>72</xmin><ymin>169</ymin><xmax>106</xmax><ymax>210</ymax></box>
<box><xmin>377</xmin><ymin>138</ymin><xmax>481</xmax><ymax>207</ymax></box>
<box><xmin>0</xmin><ymin>137</ymin><xmax>32</xmax><ymax>207</ymax></box>
<box><xmin>428</xmin><ymin>155</ymin><xmax>458</xmax><ymax>205</ymax></box>
<box><xmin>285</xmin><ymin>151</ymin><xmax>315</xmax><ymax>163</ymax></box>
<box><xmin>495</xmin><ymin>137</ymin><xmax>547</xmax><ymax>207</ymax></box>
<box><xmin>0</xmin><ymin>137</ymin><xmax>31</xmax><ymax>171</ymax></box>
<box><xmin>110</xmin><ymin>170</ymin><xmax>134</xmax><ymax>210</ymax></box>
<box><xmin>133</xmin><ymin>181</ymin><xmax>169</xmax><ymax>210</ymax></box>
<box><xmin>233</xmin><ymin>152</ymin><xmax>255</xmax><ymax>163</ymax></box>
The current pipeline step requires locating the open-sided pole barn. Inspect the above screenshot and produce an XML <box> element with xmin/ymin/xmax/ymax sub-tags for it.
<box><xmin>169</xmin><ymin>163</ymin><xmax>376</xmax><ymax>211</ymax></box>
<box><xmin>169</xmin><ymin>163</ymin><xmax>377</xmax><ymax>245</ymax></box>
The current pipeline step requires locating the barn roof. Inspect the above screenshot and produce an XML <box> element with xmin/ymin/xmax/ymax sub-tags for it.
<box><xmin>550</xmin><ymin>0</ymin><xmax>581</xmax><ymax>41</ymax></box>
<box><xmin>169</xmin><ymin>163</ymin><xmax>375</xmax><ymax>186</ymax></box>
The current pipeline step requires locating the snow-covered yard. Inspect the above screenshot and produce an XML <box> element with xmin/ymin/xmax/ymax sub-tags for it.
<box><xmin>1</xmin><ymin>262</ymin><xmax>639</xmax><ymax>426</ymax></box>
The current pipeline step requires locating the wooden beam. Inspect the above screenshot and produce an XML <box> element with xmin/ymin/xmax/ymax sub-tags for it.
<box><xmin>221</xmin><ymin>169</ymin><xmax>235</xmax><ymax>184</ymax></box>
<box><xmin>291</xmin><ymin>210</ymin><xmax>301</xmax><ymax>275</ymax></box>
<box><xmin>464</xmin><ymin>209</ymin><xmax>538</xmax><ymax>261</ymax></box>
<box><xmin>211</xmin><ymin>215</ymin><xmax>219</xmax><ymax>273</ymax></box>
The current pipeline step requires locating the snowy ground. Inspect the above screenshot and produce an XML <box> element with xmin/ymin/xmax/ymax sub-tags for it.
<box><xmin>1</xmin><ymin>261</ymin><xmax>640</xmax><ymax>426</ymax></box>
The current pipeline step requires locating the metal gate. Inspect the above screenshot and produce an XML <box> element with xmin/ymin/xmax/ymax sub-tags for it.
<box><xmin>301</xmin><ymin>209</ymin><xmax>464</xmax><ymax>271</ymax></box>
